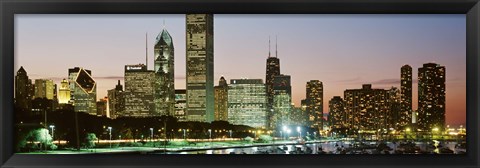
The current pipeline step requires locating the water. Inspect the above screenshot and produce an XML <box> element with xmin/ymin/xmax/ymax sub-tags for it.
<box><xmin>163</xmin><ymin>141</ymin><xmax>464</xmax><ymax>154</ymax></box>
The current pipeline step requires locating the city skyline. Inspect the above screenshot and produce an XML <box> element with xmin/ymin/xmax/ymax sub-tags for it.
<box><xmin>15</xmin><ymin>14</ymin><xmax>466</xmax><ymax>126</ymax></box>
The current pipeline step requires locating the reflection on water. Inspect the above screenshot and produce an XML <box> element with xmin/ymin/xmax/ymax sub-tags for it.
<box><xmin>165</xmin><ymin>141</ymin><xmax>464</xmax><ymax>154</ymax></box>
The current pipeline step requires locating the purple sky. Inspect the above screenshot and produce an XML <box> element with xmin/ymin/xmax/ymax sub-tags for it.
<box><xmin>15</xmin><ymin>14</ymin><xmax>466</xmax><ymax>126</ymax></box>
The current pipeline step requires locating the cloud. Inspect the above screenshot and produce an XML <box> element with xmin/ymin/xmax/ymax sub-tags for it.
<box><xmin>370</xmin><ymin>78</ymin><xmax>418</xmax><ymax>85</ymax></box>
<box><xmin>332</xmin><ymin>77</ymin><xmax>362</xmax><ymax>83</ymax></box>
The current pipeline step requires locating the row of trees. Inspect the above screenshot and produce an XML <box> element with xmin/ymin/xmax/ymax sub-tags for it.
<box><xmin>15</xmin><ymin>107</ymin><xmax>256</xmax><ymax>152</ymax></box>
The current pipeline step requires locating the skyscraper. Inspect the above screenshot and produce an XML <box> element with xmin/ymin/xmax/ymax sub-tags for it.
<box><xmin>15</xmin><ymin>66</ymin><xmax>33</xmax><ymax>116</ymax></box>
<box><xmin>214</xmin><ymin>76</ymin><xmax>228</xmax><ymax>121</ymax></box>
<box><xmin>154</xmin><ymin>27</ymin><xmax>175</xmax><ymax>116</ymax></box>
<box><xmin>186</xmin><ymin>14</ymin><xmax>214</xmax><ymax>122</ymax></box>
<box><xmin>328</xmin><ymin>96</ymin><xmax>345</xmax><ymax>130</ymax></box>
<box><xmin>124</xmin><ymin>64</ymin><xmax>155</xmax><ymax>117</ymax></box>
<box><xmin>68</xmin><ymin>67</ymin><xmax>97</xmax><ymax>115</ymax></box>
<box><xmin>228</xmin><ymin>79</ymin><xmax>267</xmax><ymax>128</ymax></box>
<box><xmin>418</xmin><ymin>63</ymin><xmax>446</xmax><ymax>130</ymax></box>
<box><xmin>400</xmin><ymin>64</ymin><xmax>412</xmax><ymax>129</ymax></box>
<box><xmin>58</xmin><ymin>79</ymin><xmax>71</xmax><ymax>104</ymax></box>
<box><xmin>107</xmin><ymin>80</ymin><xmax>124</xmax><ymax>119</ymax></box>
<box><xmin>174</xmin><ymin>89</ymin><xmax>187</xmax><ymax>122</ymax></box>
<box><xmin>34</xmin><ymin>79</ymin><xmax>55</xmax><ymax>100</ymax></box>
<box><xmin>265</xmin><ymin>38</ymin><xmax>280</xmax><ymax>129</ymax></box>
<box><xmin>344</xmin><ymin>84</ymin><xmax>390</xmax><ymax>132</ymax></box>
<box><xmin>96</xmin><ymin>97</ymin><xmax>108</xmax><ymax>117</ymax></box>
<box><xmin>305</xmin><ymin>80</ymin><xmax>323</xmax><ymax>130</ymax></box>
<box><xmin>271</xmin><ymin>74</ymin><xmax>291</xmax><ymax>129</ymax></box>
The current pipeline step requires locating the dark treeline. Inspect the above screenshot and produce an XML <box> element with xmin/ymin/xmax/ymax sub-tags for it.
<box><xmin>15</xmin><ymin>106</ymin><xmax>255</xmax><ymax>150</ymax></box>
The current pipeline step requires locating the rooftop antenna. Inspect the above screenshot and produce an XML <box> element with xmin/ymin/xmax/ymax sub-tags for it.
<box><xmin>275</xmin><ymin>35</ymin><xmax>278</xmax><ymax>58</ymax></box>
<box><xmin>146</xmin><ymin>32</ymin><xmax>148</xmax><ymax>69</ymax></box>
<box><xmin>268</xmin><ymin>36</ymin><xmax>271</xmax><ymax>58</ymax></box>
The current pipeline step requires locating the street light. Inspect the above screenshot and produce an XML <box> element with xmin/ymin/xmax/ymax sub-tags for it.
<box><xmin>150</xmin><ymin>128</ymin><xmax>154</xmax><ymax>142</ymax></box>
<box><xmin>183</xmin><ymin>129</ymin><xmax>186</xmax><ymax>140</ymax></box>
<box><xmin>208</xmin><ymin>129</ymin><xmax>212</xmax><ymax>147</ymax></box>
<box><xmin>49</xmin><ymin>125</ymin><xmax>55</xmax><ymax>140</ymax></box>
<box><xmin>282</xmin><ymin>126</ymin><xmax>288</xmax><ymax>140</ymax></box>
<box><xmin>229</xmin><ymin>130</ymin><xmax>232</xmax><ymax>139</ymax></box>
<box><xmin>107</xmin><ymin>126</ymin><xmax>112</xmax><ymax>148</ymax></box>
<box><xmin>297</xmin><ymin>126</ymin><xmax>301</xmax><ymax>139</ymax></box>
<box><xmin>286</xmin><ymin>129</ymin><xmax>291</xmax><ymax>141</ymax></box>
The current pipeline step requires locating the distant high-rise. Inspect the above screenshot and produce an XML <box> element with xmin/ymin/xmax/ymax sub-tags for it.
<box><xmin>214</xmin><ymin>77</ymin><xmax>228</xmax><ymax>121</ymax></box>
<box><xmin>418</xmin><ymin>63</ymin><xmax>446</xmax><ymax>130</ymax></box>
<box><xmin>58</xmin><ymin>79</ymin><xmax>71</xmax><ymax>104</ymax></box>
<box><xmin>290</xmin><ymin>106</ymin><xmax>308</xmax><ymax>127</ymax></box>
<box><xmin>344</xmin><ymin>84</ymin><xmax>390</xmax><ymax>131</ymax></box>
<box><xmin>271</xmin><ymin>74</ymin><xmax>291</xmax><ymax>129</ymax></box>
<box><xmin>154</xmin><ymin>27</ymin><xmax>175</xmax><ymax>116</ymax></box>
<box><xmin>228</xmin><ymin>79</ymin><xmax>267</xmax><ymax>128</ymax></box>
<box><xmin>328</xmin><ymin>96</ymin><xmax>345</xmax><ymax>130</ymax></box>
<box><xmin>388</xmin><ymin>87</ymin><xmax>401</xmax><ymax>129</ymax></box>
<box><xmin>124</xmin><ymin>64</ymin><xmax>155</xmax><ymax>117</ymax></box>
<box><xmin>107</xmin><ymin>80</ymin><xmax>124</xmax><ymax>119</ymax></box>
<box><xmin>15</xmin><ymin>66</ymin><xmax>33</xmax><ymax>116</ymax></box>
<box><xmin>68</xmin><ymin>67</ymin><xmax>97</xmax><ymax>115</ymax></box>
<box><xmin>265</xmin><ymin>38</ymin><xmax>280</xmax><ymax>129</ymax></box>
<box><xmin>186</xmin><ymin>14</ymin><xmax>214</xmax><ymax>122</ymax></box>
<box><xmin>34</xmin><ymin>79</ymin><xmax>55</xmax><ymax>100</ymax></box>
<box><xmin>96</xmin><ymin>97</ymin><xmax>108</xmax><ymax>117</ymax></box>
<box><xmin>305</xmin><ymin>80</ymin><xmax>323</xmax><ymax>130</ymax></box>
<box><xmin>174</xmin><ymin>89</ymin><xmax>187</xmax><ymax>122</ymax></box>
<box><xmin>400</xmin><ymin>64</ymin><xmax>412</xmax><ymax>128</ymax></box>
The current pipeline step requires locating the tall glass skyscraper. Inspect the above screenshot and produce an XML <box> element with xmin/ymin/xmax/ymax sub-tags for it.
<box><xmin>228</xmin><ymin>79</ymin><xmax>267</xmax><ymax>128</ymax></box>
<box><xmin>154</xmin><ymin>27</ymin><xmax>175</xmax><ymax>116</ymax></box>
<box><xmin>400</xmin><ymin>64</ymin><xmax>412</xmax><ymax>128</ymax></box>
<box><xmin>418</xmin><ymin>63</ymin><xmax>446</xmax><ymax>130</ymax></box>
<box><xmin>186</xmin><ymin>14</ymin><xmax>214</xmax><ymax>122</ymax></box>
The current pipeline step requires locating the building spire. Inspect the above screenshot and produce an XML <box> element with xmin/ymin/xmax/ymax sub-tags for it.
<box><xmin>268</xmin><ymin>36</ymin><xmax>271</xmax><ymax>58</ymax></box>
<box><xmin>275</xmin><ymin>35</ymin><xmax>278</xmax><ymax>58</ymax></box>
<box><xmin>163</xmin><ymin>19</ymin><xmax>166</xmax><ymax>29</ymax></box>
<box><xmin>146</xmin><ymin>32</ymin><xmax>148</xmax><ymax>69</ymax></box>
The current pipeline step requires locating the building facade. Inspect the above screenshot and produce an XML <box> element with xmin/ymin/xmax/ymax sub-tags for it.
<box><xmin>265</xmin><ymin>56</ymin><xmax>280</xmax><ymax>129</ymax></box>
<box><xmin>418</xmin><ymin>63</ymin><xmax>446</xmax><ymax>130</ymax></box>
<box><xmin>228</xmin><ymin>79</ymin><xmax>267</xmax><ymax>128</ymax></box>
<box><xmin>186</xmin><ymin>14</ymin><xmax>215</xmax><ymax>122</ymax></box>
<box><xmin>124</xmin><ymin>64</ymin><xmax>155</xmax><ymax>117</ymax></box>
<box><xmin>272</xmin><ymin>74</ymin><xmax>291</xmax><ymax>129</ymax></box>
<box><xmin>344</xmin><ymin>84</ymin><xmax>390</xmax><ymax>132</ymax></box>
<box><xmin>15</xmin><ymin>66</ymin><xmax>33</xmax><ymax>116</ymax></box>
<box><xmin>174</xmin><ymin>89</ymin><xmax>187</xmax><ymax>122</ymax></box>
<box><xmin>58</xmin><ymin>79</ymin><xmax>71</xmax><ymax>104</ymax></box>
<box><xmin>304</xmin><ymin>80</ymin><xmax>323</xmax><ymax>130</ymax></box>
<box><xmin>400</xmin><ymin>64</ymin><xmax>413</xmax><ymax>129</ymax></box>
<box><xmin>154</xmin><ymin>28</ymin><xmax>175</xmax><ymax>116</ymax></box>
<box><xmin>96</xmin><ymin>97</ymin><xmax>108</xmax><ymax>117</ymax></box>
<box><xmin>214</xmin><ymin>77</ymin><xmax>228</xmax><ymax>121</ymax></box>
<box><xmin>68</xmin><ymin>67</ymin><xmax>97</xmax><ymax>115</ymax></box>
<box><xmin>107</xmin><ymin>80</ymin><xmax>124</xmax><ymax>119</ymax></box>
<box><xmin>328</xmin><ymin>96</ymin><xmax>345</xmax><ymax>130</ymax></box>
<box><xmin>34</xmin><ymin>79</ymin><xmax>55</xmax><ymax>100</ymax></box>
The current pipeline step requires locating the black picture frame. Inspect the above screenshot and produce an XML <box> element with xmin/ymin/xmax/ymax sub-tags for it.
<box><xmin>1</xmin><ymin>0</ymin><xmax>479</xmax><ymax>168</ymax></box>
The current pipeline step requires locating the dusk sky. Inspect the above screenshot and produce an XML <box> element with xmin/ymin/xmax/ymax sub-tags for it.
<box><xmin>15</xmin><ymin>14</ymin><xmax>466</xmax><ymax>126</ymax></box>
